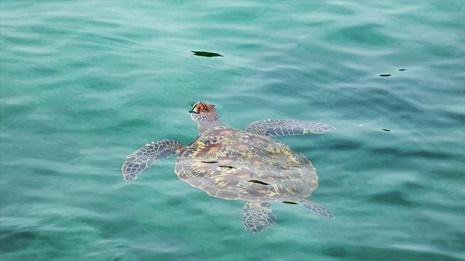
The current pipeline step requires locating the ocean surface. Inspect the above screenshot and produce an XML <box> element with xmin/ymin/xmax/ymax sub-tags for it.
<box><xmin>1</xmin><ymin>1</ymin><xmax>465</xmax><ymax>260</ymax></box>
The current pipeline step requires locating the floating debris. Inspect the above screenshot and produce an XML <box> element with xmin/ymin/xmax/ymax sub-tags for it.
<box><xmin>219</xmin><ymin>165</ymin><xmax>236</xmax><ymax>169</ymax></box>
<box><xmin>192</xmin><ymin>51</ymin><xmax>223</xmax><ymax>57</ymax></box>
<box><xmin>381</xmin><ymin>128</ymin><xmax>391</xmax><ymax>132</ymax></box>
<box><xmin>398</xmin><ymin>68</ymin><xmax>407</xmax><ymax>71</ymax></box>
<box><xmin>282</xmin><ymin>201</ymin><xmax>298</xmax><ymax>205</ymax></box>
<box><xmin>248</xmin><ymin>179</ymin><xmax>270</xmax><ymax>186</ymax></box>
<box><xmin>379</xmin><ymin>74</ymin><xmax>391</xmax><ymax>77</ymax></box>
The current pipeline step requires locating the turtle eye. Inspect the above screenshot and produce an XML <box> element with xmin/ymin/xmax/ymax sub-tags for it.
<box><xmin>189</xmin><ymin>103</ymin><xmax>199</xmax><ymax>113</ymax></box>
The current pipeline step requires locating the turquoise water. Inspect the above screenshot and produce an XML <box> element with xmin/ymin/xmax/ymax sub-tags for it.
<box><xmin>1</xmin><ymin>1</ymin><xmax>465</xmax><ymax>260</ymax></box>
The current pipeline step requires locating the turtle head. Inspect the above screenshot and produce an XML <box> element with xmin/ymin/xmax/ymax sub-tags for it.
<box><xmin>189</xmin><ymin>101</ymin><xmax>222</xmax><ymax>132</ymax></box>
<box><xmin>189</xmin><ymin>101</ymin><xmax>215</xmax><ymax>114</ymax></box>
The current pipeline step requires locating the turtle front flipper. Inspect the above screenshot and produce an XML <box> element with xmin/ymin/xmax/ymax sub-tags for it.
<box><xmin>122</xmin><ymin>140</ymin><xmax>183</xmax><ymax>181</ymax></box>
<box><xmin>242</xmin><ymin>201</ymin><xmax>276</xmax><ymax>233</ymax></box>
<box><xmin>302</xmin><ymin>199</ymin><xmax>334</xmax><ymax>219</ymax></box>
<box><xmin>245</xmin><ymin>119</ymin><xmax>335</xmax><ymax>137</ymax></box>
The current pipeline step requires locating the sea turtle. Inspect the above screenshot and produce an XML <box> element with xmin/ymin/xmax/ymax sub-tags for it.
<box><xmin>122</xmin><ymin>101</ymin><xmax>335</xmax><ymax>232</ymax></box>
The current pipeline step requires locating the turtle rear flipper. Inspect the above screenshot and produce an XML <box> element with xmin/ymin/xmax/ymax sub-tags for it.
<box><xmin>245</xmin><ymin>119</ymin><xmax>335</xmax><ymax>136</ymax></box>
<box><xmin>122</xmin><ymin>140</ymin><xmax>183</xmax><ymax>181</ymax></box>
<box><xmin>242</xmin><ymin>202</ymin><xmax>276</xmax><ymax>232</ymax></box>
<box><xmin>302</xmin><ymin>199</ymin><xmax>334</xmax><ymax>219</ymax></box>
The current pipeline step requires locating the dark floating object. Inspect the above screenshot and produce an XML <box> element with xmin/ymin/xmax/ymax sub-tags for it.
<box><xmin>282</xmin><ymin>201</ymin><xmax>298</xmax><ymax>205</ymax></box>
<box><xmin>398</xmin><ymin>68</ymin><xmax>407</xmax><ymax>71</ymax></box>
<box><xmin>248</xmin><ymin>179</ymin><xmax>270</xmax><ymax>186</ymax></box>
<box><xmin>192</xmin><ymin>51</ymin><xmax>223</xmax><ymax>57</ymax></box>
<box><xmin>219</xmin><ymin>165</ymin><xmax>236</xmax><ymax>169</ymax></box>
<box><xmin>379</xmin><ymin>74</ymin><xmax>391</xmax><ymax>77</ymax></box>
<box><xmin>382</xmin><ymin>128</ymin><xmax>391</xmax><ymax>132</ymax></box>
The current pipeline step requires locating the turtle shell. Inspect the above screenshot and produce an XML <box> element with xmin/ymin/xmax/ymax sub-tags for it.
<box><xmin>174</xmin><ymin>127</ymin><xmax>318</xmax><ymax>202</ymax></box>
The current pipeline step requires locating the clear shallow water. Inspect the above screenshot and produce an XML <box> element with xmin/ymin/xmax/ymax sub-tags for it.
<box><xmin>1</xmin><ymin>1</ymin><xmax>465</xmax><ymax>260</ymax></box>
